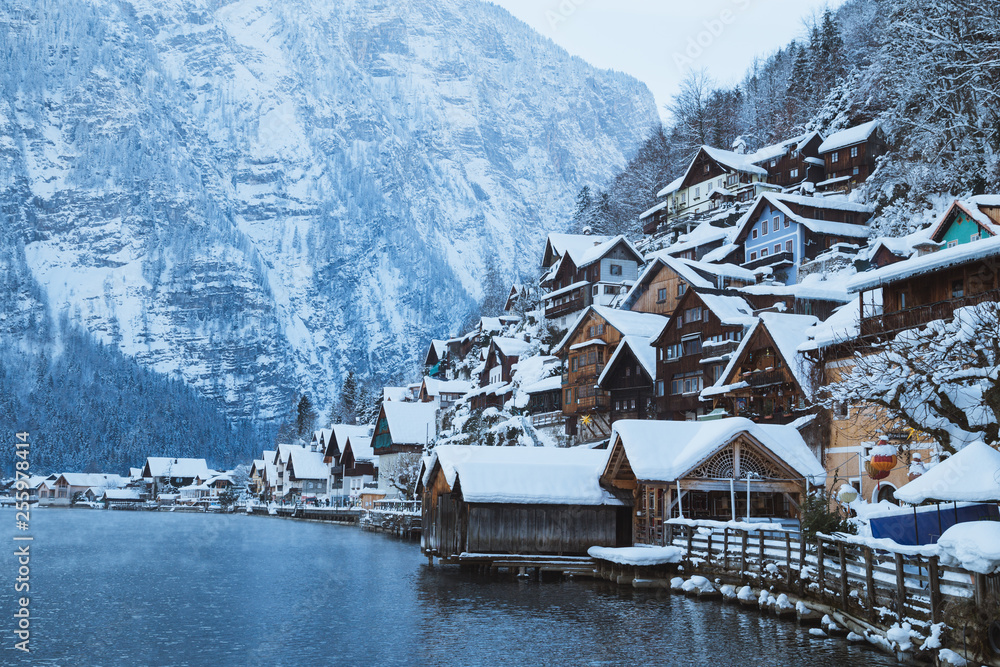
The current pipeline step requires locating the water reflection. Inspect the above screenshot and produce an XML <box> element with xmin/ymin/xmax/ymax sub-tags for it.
<box><xmin>0</xmin><ymin>510</ymin><xmax>894</xmax><ymax>666</ymax></box>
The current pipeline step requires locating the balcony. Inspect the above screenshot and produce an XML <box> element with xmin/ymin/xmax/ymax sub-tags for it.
<box><xmin>545</xmin><ymin>295</ymin><xmax>588</xmax><ymax>320</ymax></box>
<box><xmin>860</xmin><ymin>288</ymin><xmax>1000</xmax><ymax>338</ymax></box>
<box><xmin>741</xmin><ymin>250</ymin><xmax>794</xmax><ymax>272</ymax></box>
<box><xmin>574</xmin><ymin>394</ymin><xmax>610</xmax><ymax>410</ymax></box>
<box><xmin>741</xmin><ymin>369</ymin><xmax>787</xmax><ymax>388</ymax></box>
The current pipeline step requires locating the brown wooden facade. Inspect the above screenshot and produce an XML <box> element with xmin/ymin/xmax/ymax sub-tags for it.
<box><xmin>820</xmin><ymin>129</ymin><xmax>888</xmax><ymax>192</ymax></box>
<box><xmin>598</xmin><ymin>341</ymin><xmax>656</xmax><ymax>423</ymax></box>
<box><xmin>543</xmin><ymin>239</ymin><xmax>642</xmax><ymax>321</ymax></box>
<box><xmin>560</xmin><ymin>310</ymin><xmax>624</xmax><ymax>421</ymax></box>
<box><xmin>757</xmin><ymin>132</ymin><xmax>825</xmax><ymax>189</ymax></box>
<box><xmin>601</xmin><ymin>431</ymin><xmax>806</xmax><ymax>545</ymax></box>
<box><xmin>652</xmin><ymin>289</ymin><xmax>749</xmax><ymax>421</ymax></box>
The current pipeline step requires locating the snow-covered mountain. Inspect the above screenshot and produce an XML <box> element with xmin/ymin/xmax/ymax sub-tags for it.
<box><xmin>0</xmin><ymin>0</ymin><xmax>658</xmax><ymax>419</ymax></box>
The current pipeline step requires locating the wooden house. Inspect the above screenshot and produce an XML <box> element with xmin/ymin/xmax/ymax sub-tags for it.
<box><xmin>424</xmin><ymin>339</ymin><xmax>449</xmax><ymax>378</ymax></box>
<box><xmin>701</xmin><ymin>312</ymin><xmax>819</xmax><ymax>425</ymax></box>
<box><xmin>732</xmin><ymin>192</ymin><xmax>872</xmax><ymax>284</ymax></box>
<box><xmin>848</xmin><ymin>234</ymin><xmax>1000</xmax><ymax>340</ymax></box>
<box><xmin>51</xmin><ymin>473</ymin><xmax>128</xmax><ymax>506</ymax></box>
<box><xmin>249</xmin><ymin>458</ymin><xmax>267</xmax><ymax>495</ymax></box>
<box><xmin>141</xmin><ymin>457</ymin><xmax>210</xmax><ymax>497</ymax></box>
<box><xmin>817</xmin><ymin>121</ymin><xmax>888</xmax><ymax>193</ymax></box>
<box><xmin>737</xmin><ymin>283</ymin><xmax>851</xmax><ymax>321</ymax></box>
<box><xmin>621</xmin><ymin>254</ymin><xmax>755</xmax><ymax>317</ymax></box>
<box><xmin>749</xmin><ymin>131</ymin><xmax>826</xmax><ymax>190</ymax></box>
<box><xmin>540</xmin><ymin>234</ymin><xmax>644</xmax><ymax>329</ymax></box>
<box><xmin>372</xmin><ymin>401</ymin><xmax>437</xmax><ymax>499</ymax></box>
<box><xmin>927</xmin><ymin>196</ymin><xmax>1000</xmax><ymax>249</ymax></box>
<box><xmin>285</xmin><ymin>448</ymin><xmax>330</xmax><ymax>502</ymax></box>
<box><xmin>322</xmin><ymin>424</ymin><xmax>374</xmax><ymax>497</ymax></box>
<box><xmin>655</xmin><ymin>220</ymin><xmax>741</xmax><ymax>263</ymax></box>
<box><xmin>600</xmin><ymin>419</ymin><xmax>825</xmax><ymax>544</ymax></box>
<box><xmin>596</xmin><ymin>336</ymin><xmax>657</xmax><ymax>422</ymax></box>
<box><xmin>418</xmin><ymin>377</ymin><xmax>472</xmax><ymax>409</ymax></box>
<box><xmin>468</xmin><ymin>337</ymin><xmax>531</xmax><ymax>411</ymax></box>
<box><xmin>419</xmin><ymin>445</ymin><xmax>629</xmax><ymax>560</ymax></box>
<box><xmin>340</xmin><ymin>432</ymin><xmax>377</xmax><ymax>499</ymax></box>
<box><xmin>553</xmin><ymin>305</ymin><xmax>667</xmax><ymax>441</ymax></box>
<box><xmin>651</xmin><ymin>290</ymin><xmax>757</xmax><ymax>421</ymax></box>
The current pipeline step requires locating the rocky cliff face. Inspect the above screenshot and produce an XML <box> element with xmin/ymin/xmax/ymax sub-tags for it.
<box><xmin>0</xmin><ymin>0</ymin><xmax>659</xmax><ymax>419</ymax></box>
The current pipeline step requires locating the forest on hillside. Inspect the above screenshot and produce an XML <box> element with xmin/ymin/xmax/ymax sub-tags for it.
<box><xmin>573</xmin><ymin>0</ymin><xmax>1000</xmax><ymax>238</ymax></box>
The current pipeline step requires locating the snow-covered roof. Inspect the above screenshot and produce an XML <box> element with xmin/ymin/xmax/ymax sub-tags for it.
<box><xmin>656</xmin><ymin>175</ymin><xmax>684</xmax><ymax>198</ymax></box>
<box><xmin>732</xmin><ymin>193</ymin><xmax>872</xmax><ymax>243</ymax></box>
<box><xmin>423</xmin><ymin>445</ymin><xmax>621</xmax><ymax>506</ymax></box>
<box><xmin>748</xmin><ymin>130</ymin><xmax>823</xmax><ymax>164</ymax></box>
<box><xmin>608</xmin><ymin>417</ymin><xmax>825</xmax><ymax>484</ymax></box>
<box><xmin>544</xmin><ymin>232</ymin><xmax>615</xmax><ymax>266</ymax></box>
<box><xmin>344</xmin><ymin>433</ymin><xmax>375</xmax><ymax>463</ymax></box>
<box><xmin>544</xmin><ymin>280</ymin><xmax>589</xmax><ymax>301</ymax></box>
<box><xmin>288</xmin><ymin>448</ymin><xmax>330</xmax><ymax>481</ymax></box>
<box><xmin>381</xmin><ymin>401</ymin><xmax>438</xmax><ymax>446</ymax></box>
<box><xmin>575</xmin><ymin>235</ymin><xmax>641</xmax><ymax>269</ymax></box>
<box><xmin>701</xmin><ymin>146</ymin><xmax>769</xmax><ymax>177</ymax></box>
<box><xmin>661</xmin><ymin>221</ymin><xmax>734</xmax><ymax>257</ymax></box>
<box><xmin>738</xmin><ymin>281</ymin><xmax>851</xmax><ymax>304</ymax></box>
<box><xmin>928</xmin><ymin>197</ymin><xmax>1000</xmax><ymax>241</ymax></box>
<box><xmin>798</xmin><ymin>300</ymin><xmax>862</xmax><ymax>352</ymax></box>
<box><xmin>331</xmin><ymin>424</ymin><xmax>374</xmax><ymax>454</ymax></box>
<box><xmin>426</xmin><ymin>339</ymin><xmax>448</xmax><ymax>362</ymax></box>
<box><xmin>522</xmin><ymin>375</ymin><xmax>563</xmax><ymax>394</ymax></box>
<box><xmin>250</xmin><ymin>459</ymin><xmax>267</xmax><ymax>475</ymax></box>
<box><xmin>56</xmin><ymin>473</ymin><xmax>128</xmax><ymax>488</ymax></box>
<box><xmin>492</xmin><ymin>337</ymin><xmax>532</xmax><ymax>359</ymax></box>
<box><xmin>143</xmin><ymin>458</ymin><xmax>210</xmax><ymax>479</ymax></box>
<box><xmin>817</xmin><ymin>120</ymin><xmax>880</xmax><ymax>154</ymax></box>
<box><xmin>598</xmin><ymin>335</ymin><xmax>656</xmax><ymax>385</ymax></box>
<box><xmin>639</xmin><ymin>199</ymin><xmax>668</xmax><ymax>220</ymax></box>
<box><xmin>273</xmin><ymin>443</ymin><xmax>303</xmax><ymax>465</ymax></box>
<box><xmin>102</xmin><ymin>489</ymin><xmax>141</xmax><ymax>501</ymax></box>
<box><xmin>624</xmin><ymin>255</ymin><xmax>755</xmax><ymax>310</ymax></box>
<box><xmin>422</xmin><ymin>377</ymin><xmax>472</xmax><ymax>397</ymax></box>
<box><xmin>382</xmin><ymin>386</ymin><xmax>409</xmax><ymax>402</ymax></box>
<box><xmin>698</xmin><ymin>293</ymin><xmax>757</xmax><ymax>327</ymax></box>
<box><xmin>895</xmin><ymin>441</ymin><xmax>1000</xmax><ymax>504</ymax></box>
<box><xmin>554</xmin><ymin>305</ymin><xmax>667</xmax><ymax>354</ymax></box>
<box><xmin>848</xmin><ymin>234</ymin><xmax>1000</xmax><ymax>292</ymax></box>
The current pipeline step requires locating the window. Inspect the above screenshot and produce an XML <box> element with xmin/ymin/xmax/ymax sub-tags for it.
<box><xmin>703</xmin><ymin>164</ymin><xmax>710</xmax><ymax>173</ymax></box>
<box><xmin>749</xmin><ymin>251</ymin><xmax>757</xmax><ymax>261</ymax></box>
<box><xmin>831</xmin><ymin>151</ymin><xmax>839</xmax><ymax>162</ymax></box>
<box><xmin>790</xmin><ymin>168</ymin><xmax>799</xmax><ymax>179</ymax></box>
<box><xmin>656</xmin><ymin>380</ymin><xmax>665</xmax><ymax>396</ymax></box>
<box><xmin>761</xmin><ymin>223</ymin><xmax>768</xmax><ymax>236</ymax></box>
<box><xmin>609</xmin><ymin>263</ymin><xmax>622</xmax><ymax>276</ymax></box>
<box><xmin>711</xmin><ymin>365</ymin><xmax>725</xmax><ymax>383</ymax></box>
<box><xmin>773</xmin><ymin>217</ymin><xmax>780</xmax><ymax>232</ymax></box>
<box><xmin>784</xmin><ymin>218</ymin><xmax>790</xmax><ymax>228</ymax></box>
<box><xmin>952</xmin><ymin>279</ymin><xmax>964</xmax><ymax>299</ymax></box>
<box><xmin>760</xmin><ymin>248</ymin><xmax>769</xmax><ymax>257</ymax></box>
<box><xmin>657</xmin><ymin>287</ymin><xmax>667</xmax><ymax>302</ymax></box>
<box><xmin>682</xmin><ymin>337</ymin><xmax>702</xmax><ymax>356</ymax></box>
<box><xmin>972</xmin><ymin>233</ymin><xmax>981</xmax><ymax>242</ymax></box>
<box><xmin>947</xmin><ymin>240</ymin><xmax>959</xmax><ymax>249</ymax></box>
<box><xmin>791</xmin><ymin>149</ymin><xmax>799</xmax><ymax>158</ymax></box>
<box><xmin>899</xmin><ymin>292</ymin><xmax>907</xmax><ymax>309</ymax></box>
<box><xmin>665</xmin><ymin>343</ymin><xmax>682</xmax><ymax>361</ymax></box>
<box><xmin>677</xmin><ymin>283</ymin><xmax>687</xmax><ymax>297</ymax></box>
<box><xmin>625</xmin><ymin>366</ymin><xmax>631</xmax><ymax>377</ymax></box>
<box><xmin>614</xmin><ymin>400</ymin><xmax>621</xmax><ymax>411</ymax></box>
<box><xmin>685</xmin><ymin>307</ymin><xmax>702</xmax><ymax>323</ymax></box>
<box><xmin>572</xmin><ymin>356</ymin><xmax>579</xmax><ymax>371</ymax></box>
<box><xmin>770</xmin><ymin>159</ymin><xmax>777</xmax><ymax>167</ymax></box>
<box><xmin>671</xmin><ymin>372</ymin><xmax>703</xmax><ymax>395</ymax></box>
<box><xmin>593</xmin><ymin>285</ymin><xmax>599</xmax><ymax>296</ymax></box>
<box><xmin>774</xmin><ymin>244</ymin><xmax>782</xmax><ymax>254</ymax></box>
<box><xmin>785</xmin><ymin>240</ymin><xmax>793</xmax><ymax>253</ymax></box>
<box><xmin>718</xmin><ymin>178</ymin><xmax>724</xmax><ymax>188</ymax></box>
<box><xmin>752</xmin><ymin>229</ymin><xmax>758</xmax><ymax>239</ymax></box>
<box><xmin>565</xmin><ymin>388</ymin><xmax>572</xmax><ymax>404</ymax></box>
<box><xmin>694</xmin><ymin>186</ymin><xmax>701</xmax><ymax>200</ymax></box>
<box><xmin>726</xmin><ymin>173</ymin><xmax>738</xmax><ymax>186</ymax></box>
<box><xmin>850</xmin><ymin>146</ymin><xmax>859</xmax><ymax>158</ymax></box>
<box><xmin>853</xmin><ymin>167</ymin><xmax>860</xmax><ymax>176</ymax></box>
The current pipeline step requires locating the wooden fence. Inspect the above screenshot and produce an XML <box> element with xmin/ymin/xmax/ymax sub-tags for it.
<box><xmin>664</xmin><ymin>519</ymin><xmax>992</xmax><ymax>624</ymax></box>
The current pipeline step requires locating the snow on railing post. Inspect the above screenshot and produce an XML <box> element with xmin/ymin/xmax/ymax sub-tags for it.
<box><xmin>864</xmin><ymin>546</ymin><xmax>876</xmax><ymax>622</ymax></box>
<box><xmin>723</xmin><ymin>528</ymin><xmax>729</xmax><ymax>570</ymax></box>
<box><xmin>838</xmin><ymin>542</ymin><xmax>849</xmax><ymax>609</ymax></box>
<box><xmin>817</xmin><ymin>538</ymin><xmax>825</xmax><ymax>592</ymax></box>
<box><xmin>894</xmin><ymin>552</ymin><xmax>906</xmax><ymax>620</ymax></box>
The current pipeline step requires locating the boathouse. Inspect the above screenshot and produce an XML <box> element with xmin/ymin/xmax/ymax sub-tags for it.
<box><xmin>419</xmin><ymin>445</ymin><xmax>629</xmax><ymax>560</ymax></box>
<box><xmin>600</xmin><ymin>418</ymin><xmax>825</xmax><ymax>545</ymax></box>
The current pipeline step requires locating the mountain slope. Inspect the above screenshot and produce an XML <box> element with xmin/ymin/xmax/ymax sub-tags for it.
<box><xmin>0</xmin><ymin>0</ymin><xmax>658</xmax><ymax>420</ymax></box>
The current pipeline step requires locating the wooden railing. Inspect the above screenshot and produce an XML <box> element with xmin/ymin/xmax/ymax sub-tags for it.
<box><xmin>545</xmin><ymin>296</ymin><xmax>588</xmax><ymax>320</ymax></box>
<box><xmin>664</xmin><ymin>519</ymin><xmax>986</xmax><ymax>624</ymax></box>
<box><xmin>530</xmin><ymin>411</ymin><xmax>565</xmax><ymax>428</ymax></box>
<box><xmin>861</xmin><ymin>288</ymin><xmax>1000</xmax><ymax>338</ymax></box>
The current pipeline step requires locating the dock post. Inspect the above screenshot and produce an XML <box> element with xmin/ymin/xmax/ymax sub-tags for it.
<box><xmin>838</xmin><ymin>541</ymin><xmax>849</xmax><ymax>609</ymax></box>
<box><xmin>864</xmin><ymin>547</ymin><xmax>876</xmax><ymax>621</ymax></box>
<box><xmin>929</xmin><ymin>557</ymin><xmax>941</xmax><ymax>624</ymax></box>
<box><xmin>894</xmin><ymin>552</ymin><xmax>906</xmax><ymax>620</ymax></box>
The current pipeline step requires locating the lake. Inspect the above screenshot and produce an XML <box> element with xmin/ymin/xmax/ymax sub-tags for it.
<box><xmin>0</xmin><ymin>509</ymin><xmax>896</xmax><ymax>666</ymax></box>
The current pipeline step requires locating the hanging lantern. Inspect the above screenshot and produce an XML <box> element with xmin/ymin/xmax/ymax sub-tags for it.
<box><xmin>865</xmin><ymin>461</ymin><xmax>890</xmax><ymax>481</ymax></box>
<box><xmin>869</xmin><ymin>438</ymin><xmax>898</xmax><ymax>474</ymax></box>
<box><xmin>837</xmin><ymin>483</ymin><xmax>859</xmax><ymax>504</ymax></box>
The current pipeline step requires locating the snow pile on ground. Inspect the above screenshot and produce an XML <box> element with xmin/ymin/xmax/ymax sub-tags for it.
<box><xmin>737</xmin><ymin>585</ymin><xmax>754</xmax><ymax>601</ymax></box>
<box><xmin>681</xmin><ymin>576</ymin><xmax>716</xmax><ymax>594</ymax></box>
<box><xmin>938</xmin><ymin>648</ymin><xmax>968</xmax><ymax>666</ymax></box>
<box><xmin>886</xmin><ymin>622</ymin><xmax>918</xmax><ymax>652</ymax></box>
<box><xmin>937</xmin><ymin>521</ymin><xmax>1000</xmax><ymax>574</ymax></box>
<box><xmin>587</xmin><ymin>545</ymin><xmax>684</xmax><ymax>566</ymax></box>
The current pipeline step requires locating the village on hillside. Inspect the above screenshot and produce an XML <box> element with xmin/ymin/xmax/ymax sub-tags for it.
<box><xmin>13</xmin><ymin>120</ymin><xmax>1000</xmax><ymax>665</ymax></box>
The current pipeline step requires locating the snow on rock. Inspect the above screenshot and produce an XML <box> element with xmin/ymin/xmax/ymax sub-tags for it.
<box><xmin>681</xmin><ymin>576</ymin><xmax>716</xmax><ymax>594</ymax></box>
<box><xmin>937</xmin><ymin>521</ymin><xmax>1000</xmax><ymax>574</ymax></box>
<box><xmin>774</xmin><ymin>594</ymin><xmax>794</xmax><ymax>612</ymax></box>
<box><xmin>937</xmin><ymin>648</ymin><xmax>969</xmax><ymax>667</ymax></box>
<box><xmin>587</xmin><ymin>545</ymin><xmax>684</xmax><ymax>566</ymax></box>
<box><xmin>737</xmin><ymin>585</ymin><xmax>754</xmax><ymax>601</ymax></box>
<box><xmin>846</xmin><ymin>632</ymin><xmax>865</xmax><ymax>643</ymax></box>
<box><xmin>886</xmin><ymin>622</ymin><xmax>916</xmax><ymax>652</ymax></box>
<box><xmin>720</xmin><ymin>584</ymin><xmax>737</xmax><ymax>600</ymax></box>
<box><xmin>808</xmin><ymin>628</ymin><xmax>828</xmax><ymax>638</ymax></box>
<box><xmin>670</xmin><ymin>577</ymin><xmax>686</xmax><ymax>591</ymax></box>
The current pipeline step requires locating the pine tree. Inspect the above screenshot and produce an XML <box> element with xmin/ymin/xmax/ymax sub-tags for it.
<box><xmin>295</xmin><ymin>394</ymin><xmax>318</xmax><ymax>439</ymax></box>
<box><xmin>340</xmin><ymin>371</ymin><xmax>358</xmax><ymax>424</ymax></box>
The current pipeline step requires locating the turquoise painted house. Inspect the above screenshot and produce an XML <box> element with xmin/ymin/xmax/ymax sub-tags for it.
<box><xmin>928</xmin><ymin>196</ymin><xmax>1000</xmax><ymax>248</ymax></box>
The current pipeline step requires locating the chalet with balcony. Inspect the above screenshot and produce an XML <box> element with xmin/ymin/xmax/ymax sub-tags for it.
<box><xmin>553</xmin><ymin>305</ymin><xmax>667</xmax><ymax>441</ymax></box>
<box><xmin>468</xmin><ymin>337</ymin><xmax>532</xmax><ymax>411</ymax></box>
<box><xmin>341</xmin><ymin>432</ymin><xmax>377</xmax><ymax>499</ymax></box>
<box><xmin>656</xmin><ymin>220</ymin><xmax>741</xmax><ymax>264</ymax></box>
<box><xmin>737</xmin><ymin>282</ymin><xmax>851</xmax><ymax>322</ymax></box>
<box><xmin>643</xmin><ymin>146</ymin><xmax>775</xmax><ymax>235</ymax></box>
<box><xmin>541</xmin><ymin>234</ymin><xmax>643</xmax><ymax>329</ymax></box>
<box><xmin>701</xmin><ymin>312</ymin><xmax>819</xmax><ymax>425</ymax></box>
<box><xmin>142</xmin><ymin>457</ymin><xmax>211</xmax><ymax>498</ymax></box>
<box><xmin>418</xmin><ymin>377</ymin><xmax>472</xmax><ymax>409</ymax></box>
<box><xmin>600</xmin><ymin>419</ymin><xmax>825</xmax><ymax>544</ymax></box>
<box><xmin>748</xmin><ymin>131</ymin><xmax>826</xmax><ymax>190</ymax></box>
<box><xmin>927</xmin><ymin>196</ymin><xmax>1000</xmax><ymax>248</ymax></box>
<box><xmin>732</xmin><ymin>193</ymin><xmax>872</xmax><ymax>284</ymax></box>
<box><xmin>596</xmin><ymin>336</ymin><xmax>657</xmax><ymax>422</ymax></box>
<box><xmin>817</xmin><ymin>121</ymin><xmax>888</xmax><ymax>193</ymax></box>
<box><xmin>621</xmin><ymin>254</ymin><xmax>755</xmax><ymax>317</ymax></box>
<box><xmin>651</xmin><ymin>290</ymin><xmax>756</xmax><ymax>421</ymax></box>
<box><xmin>848</xmin><ymin>234</ymin><xmax>1000</xmax><ymax>341</ymax></box>
<box><xmin>285</xmin><ymin>448</ymin><xmax>331</xmax><ymax>501</ymax></box>
<box><xmin>323</xmin><ymin>424</ymin><xmax>374</xmax><ymax>496</ymax></box>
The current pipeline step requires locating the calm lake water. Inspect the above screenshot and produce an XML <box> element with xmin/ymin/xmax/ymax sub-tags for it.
<box><xmin>0</xmin><ymin>509</ymin><xmax>896</xmax><ymax>666</ymax></box>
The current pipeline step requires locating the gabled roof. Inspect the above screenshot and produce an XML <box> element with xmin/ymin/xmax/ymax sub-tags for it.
<box><xmin>607</xmin><ymin>418</ymin><xmax>825</xmax><ymax>484</ymax></box>
<box><xmin>698</xmin><ymin>293</ymin><xmax>757</xmax><ymax>327</ymax></box>
<box><xmin>329</xmin><ymin>424</ymin><xmax>374</xmax><ymax>458</ymax></box>
<box><xmin>273</xmin><ymin>444</ymin><xmax>303</xmax><ymax>466</ymax></box>
<box><xmin>425</xmin><ymin>339</ymin><xmax>448</xmax><ymax>365</ymax></box>
<box><xmin>543</xmin><ymin>233</ymin><xmax>614</xmax><ymax>267</ymax></box>
<box><xmin>380</xmin><ymin>401</ymin><xmax>437</xmax><ymax>447</ymax></box>
<box><xmin>598</xmin><ymin>335</ymin><xmax>657</xmax><ymax>386</ymax></box>
<box><xmin>142</xmin><ymin>457</ymin><xmax>210</xmax><ymax>480</ymax></box>
<box><xmin>732</xmin><ymin>193</ymin><xmax>873</xmax><ymax>244</ymax></box>
<box><xmin>622</xmin><ymin>254</ymin><xmax>755</xmax><ymax>311</ymax></box>
<box><xmin>656</xmin><ymin>145</ymin><xmax>769</xmax><ymax>198</ymax></box>
<box><xmin>817</xmin><ymin>120</ymin><xmax>880</xmax><ymax>154</ymax></box>
<box><xmin>382</xmin><ymin>386</ymin><xmax>409</xmax><ymax>402</ymax></box>
<box><xmin>574</xmin><ymin>235</ymin><xmax>643</xmax><ymax>269</ymax></box>
<box><xmin>554</xmin><ymin>305</ymin><xmax>668</xmax><ymax>355</ymax></box>
<box><xmin>287</xmin><ymin>448</ymin><xmax>330</xmax><ymax>481</ymax></box>
<box><xmin>847</xmin><ymin>234</ymin><xmax>1000</xmax><ymax>292</ymax></box>
<box><xmin>491</xmin><ymin>337</ymin><xmax>533</xmax><ymax>359</ymax></box>
<box><xmin>250</xmin><ymin>459</ymin><xmax>267</xmax><ymax>476</ymax></box>
<box><xmin>422</xmin><ymin>445</ymin><xmax>621</xmax><ymax>506</ymax></box>
<box><xmin>55</xmin><ymin>473</ymin><xmax>127</xmax><ymax>489</ymax></box>
<box><xmin>928</xmin><ymin>197</ymin><xmax>1000</xmax><ymax>243</ymax></box>
<box><xmin>343</xmin><ymin>432</ymin><xmax>375</xmax><ymax>463</ymax></box>
<box><xmin>661</xmin><ymin>221</ymin><xmax>734</xmax><ymax>257</ymax></box>
<box><xmin>895</xmin><ymin>441</ymin><xmax>1000</xmax><ymax>504</ymax></box>
<box><xmin>421</xmin><ymin>377</ymin><xmax>473</xmax><ymax>397</ymax></box>
<box><xmin>748</xmin><ymin>130</ymin><xmax>824</xmax><ymax>165</ymax></box>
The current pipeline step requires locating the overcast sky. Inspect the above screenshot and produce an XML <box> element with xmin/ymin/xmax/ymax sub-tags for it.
<box><xmin>491</xmin><ymin>0</ymin><xmax>846</xmax><ymax>120</ymax></box>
